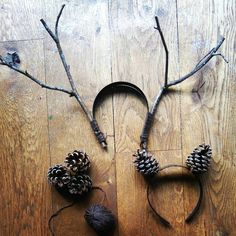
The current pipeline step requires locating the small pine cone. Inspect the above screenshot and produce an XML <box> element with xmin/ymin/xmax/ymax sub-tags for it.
<box><xmin>186</xmin><ymin>144</ymin><xmax>212</xmax><ymax>174</ymax></box>
<box><xmin>133</xmin><ymin>149</ymin><xmax>159</xmax><ymax>176</ymax></box>
<box><xmin>65</xmin><ymin>150</ymin><xmax>91</xmax><ymax>174</ymax></box>
<box><xmin>47</xmin><ymin>164</ymin><xmax>71</xmax><ymax>188</ymax></box>
<box><xmin>67</xmin><ymin>174</ymin><xmax>92</xmax><ymax>196</ymax></box>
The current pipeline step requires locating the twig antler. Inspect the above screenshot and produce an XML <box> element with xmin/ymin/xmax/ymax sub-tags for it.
<box><xmin>140</xmin><ymin>16</ymin><xmax>228</xmax><ymax>149</ymax></box>
<box><xmin>0</xmin><ymin>4</ymin><xmax>107</xmax><ymax>148</ymax></box>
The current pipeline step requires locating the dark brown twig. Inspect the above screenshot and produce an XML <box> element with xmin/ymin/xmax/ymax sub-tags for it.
<box><xmin>0</xmin><ymin>4</ymin><xmax>107</xmax><ymax>148</ymax></box>
<box><xmin>40</xmin><ymin>5</ymin><xmax>106</xmax><ymax>148</ymax></box>
<box><xmin>147</xmin><ymin>164</ymin><xmax>203</xmax><ymax>226</ymax></box>
<box><xmin>154</xmin><ymin>16</ymin><xmax>169</xmax><ymax>88</ymax></box>
<box><xmin>0</xmin><ymin>56</ymin><xmax>73</xmax><ymax>95</ymax></box>
<box><xmin>167</xmin><ymin>37</ymin><xmax>226</xmax><ymax>87</ymax></box>
<box><xmin>140</xmin><ymin>16</ymin><xmax>227</xmax><ymax>148</ymax></box>
<box><xmin>40</xmin><ymin>5</ymin><xmax>92</xmax><ymax>121</ymax></box>
<box><xmin>147</xmin><ymin>184</ymin><xmax>171</xmax><ymax>227</ymax></box>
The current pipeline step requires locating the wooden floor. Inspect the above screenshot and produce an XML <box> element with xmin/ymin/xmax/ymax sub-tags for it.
<box><xmin>0</xmin><ymin>0</ymin><xmax>235</xmax><ymax>235</ymax></box>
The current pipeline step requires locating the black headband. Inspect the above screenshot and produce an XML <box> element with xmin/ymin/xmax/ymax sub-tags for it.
<box><xmin>147</xmin><ymin>165</ymin><xmax>203</xmax><ymax>226</ymax></box>
<box><xmin>134</xmin><ymin>143</ymin><xmax>212</xmax><ymax>226</ymax></box>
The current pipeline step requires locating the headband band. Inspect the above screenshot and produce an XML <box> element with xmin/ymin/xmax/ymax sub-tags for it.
<box><xmin>134</xmin><ymin>143</ymin><xmax>212</xmax><ymax>226</ymax></box>
<box><xmin>92</xmin><ymin>81</ymin><xmax>149</xmax><ymax>117</ymax></box>
<box><xmin>147</xmin><ymin>165</ymin><xmax>203</xmax><ymax>226</ymax></box>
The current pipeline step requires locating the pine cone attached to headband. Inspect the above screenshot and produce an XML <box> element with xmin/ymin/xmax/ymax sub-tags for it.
<box><xmin>65</xmin><ymin>150</ymin><xmax>91</xmax><ymax>174</ymax></box>
<box><xmin>133</xmin><ymin>149</ymin><xmax>159</xmax><ymax>176</ymax></box>
<box><xmin>186</xmin><ymin>144</ymin><xmax>212</xmax><ymax>174</ymax></box>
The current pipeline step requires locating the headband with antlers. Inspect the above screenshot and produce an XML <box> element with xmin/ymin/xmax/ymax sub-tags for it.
<box><xmin>0</xmin><ymin>4</ymin><xmax>227</xmax><ymax>233</ymax></box>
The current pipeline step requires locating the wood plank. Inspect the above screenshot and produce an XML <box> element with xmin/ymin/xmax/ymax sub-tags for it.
<box><xmin>0</xmin><ymin>40</ymin><xmax>51</xmax><ymax>235</ymax></box>
<box><xmin>109</xmin><ymin>0</ymin><xmax>181</xmax><ymax>152</ymax></box>
<box><xmin>177</xmin><ymin>0</ymin><xmax>236</xmax><ymax>235</ymax></box>
<box><xmin>0</xmin><ymin>0</ymin><xmax>44</xmax><ymax>41</ymax></box>
<box><xmin>44</xmin><ymin>1</ymin><xmax>117</xmax><ymax>235</ymax></box>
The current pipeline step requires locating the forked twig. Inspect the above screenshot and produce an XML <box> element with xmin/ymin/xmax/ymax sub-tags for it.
<box><xmin>0</xmin><ymin>4</ymin><xmax>107</xmax><ymax>148</ymax></box>
<box><xmin>0</xmin><ymin>7</ymin><xmax>227</xmax><ymax>150</ymax></box>
<box><xmin>140</xmin><ymin>16</ymin><xmax>227</xmax><ymax>149</ymax></box>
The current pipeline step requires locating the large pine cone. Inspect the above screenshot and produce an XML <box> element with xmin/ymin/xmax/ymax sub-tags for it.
<box><xmin>67</xmin><ymin>174</ymin><xmax>92</xmax><ymax>196</ymax></box>
<box><xmin>186</xmin><ymin>144</ymin><xmax>212</xmax><ymax>174</ymax></box>
<box><xmin>47</xmin><ymin>164</ymin><xmax>71</xmax><ymax>188</ymax></box>
<box><xmin>65</xmin><ymin>150</ymin><xmax>91</xmax><ymax>174</ymax></box>
<box><xmin>133</xmin><ymin>149</ymin><xmax>159</xmax><ymax>176</ymax></box>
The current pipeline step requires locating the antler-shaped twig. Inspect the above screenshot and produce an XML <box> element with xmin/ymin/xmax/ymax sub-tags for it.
<box><xmin>140</xmin><ymin>16</ymin><xmax>228</xmax><ymax>149</ymax></box>
<box><xmin>0</xmin><ymin>4</ymin><xmax>107</xmax><ymax>148</ymax></box>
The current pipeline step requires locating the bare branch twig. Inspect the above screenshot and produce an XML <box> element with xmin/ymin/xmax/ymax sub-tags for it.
<box><xmin>40</xmin><ymin>5</ymin><xmax>93</xmax><ymax>121</ymax></box>
<box><xmin>55</xmin><ymin>4</ymin><xmax>66</xmax><ymax>38</ymax></box>
<box><xmin>140</xmin><ymin>17</ymin><xmax>227</xmax><ymax>148</ymax></box>
<box><xmin>154</xmin><ymin>16</ymin><xmax>169</xmax><ymax>88</ymax></box>
<box><xmin>0</xmin><ymin>56</ymin><xmax>73</xmax><ymax>95</ymax></box>
<box><xmin>0</xmin><ymin>4</ymin><xmax>107</xmax><ymax>148</ymax></box>
<box><xmin>167</xmin><ymin>37</ymin><xmax>226</xmax><ymax>87</ymax></box>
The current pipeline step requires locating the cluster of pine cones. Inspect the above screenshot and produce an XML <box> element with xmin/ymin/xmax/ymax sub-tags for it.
<box><xmin>48</xmin><ymin>150</ymin><xmax>92</xmax><ymax>197</ymax></box>
<box><xmin>133</xmin><ymin>144</ymin><xmax>212</xmax><ymax>176</ymax></box>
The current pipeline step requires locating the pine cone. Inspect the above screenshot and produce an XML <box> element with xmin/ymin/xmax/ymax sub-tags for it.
<box><xmin>133</xmin><ymin>149</ymin><xmax>159</xmax><ymax>176</ymax></box>
<box><xmin>47</xmin><ymin>164</ymin><xmax>71</xmax><ymax>188</ymax></box>
<box><xmin>67</xmin><ymin>174</ymin><xmax>92</xmax><ymax>196</ymax></box>
<box><xmin>65</xmin><ymin>150</ymin><xmax>91</xmax><ymax>174</ymax></box>
<box><xmin>186</xmin><ymin>144</ymin><xmax>212</xmax><ymax>174</ymax></box>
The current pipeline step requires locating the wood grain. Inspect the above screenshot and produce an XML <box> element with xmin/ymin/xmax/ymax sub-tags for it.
<box><xmin>0</xmin><ymin>0</ymin><xmax>235</xmax><ymax>235</ymax></box>
<box><xmin>0</xmin><ymin>0</ymin><xmax>44</xmax><ymax>42</ymax></box>
<box><xmin>0</xmin><ymin>40</ymin><xmax>51</xmax><ymax>235</ymax></box>
<box><xmin>177</xmin><ymin>0</ymin><xmax>236</xmax><ymax>235</ymax></box>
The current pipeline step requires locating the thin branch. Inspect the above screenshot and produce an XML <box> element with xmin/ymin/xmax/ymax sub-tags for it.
<box><xmin>0</xmin><ymin>4</ymin><xmax>107</xmax><ymax>148</ymax></box>
<box><xmin>167</xmin><ymin>37</ymin><xmax>226</xmax><ymax>87</ymax></box>
<box><xmin>55</xmin><ymin>4</ymin><xmax>66</xmax><ymax>38</ymax></box>
<box><xmin>40</xmin><ymin>5</ymin><xmax>107</xmax><ymax>147</ymax></box>
<box><xmin>0</xmin><ymin>56</ymin><xmax>73</xmax><ymax>96</ymax></box>
<box><xmin>40</xmin><ymin>5</ymin><xmax>93</xmax><ymax>121</ymax></box>
<box><xmin>154</xmin><ymin>16</ymin><xmax>169</xmax><ymax>88</ymax></box>
<box><xmin>140</xmin><ymin>35</ymin><xmax>227</xmax><ymax>148</ymax></box>
<box><xmin>212</xmin><ymin>52</ymin><xmax>229</xmax><ymax>63</ymax></box>
<box><xmin>40</xmin><ymin>20</ymin><xmax>58</xmax><ymax>43</ymax></box>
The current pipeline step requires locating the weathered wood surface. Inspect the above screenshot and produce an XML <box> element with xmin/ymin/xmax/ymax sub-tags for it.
<box><xmin>0</xmin><ymin>0</ymin><xmax>235</xmax><ymax>235</ymax></box>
